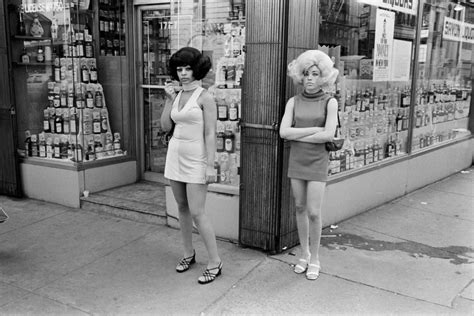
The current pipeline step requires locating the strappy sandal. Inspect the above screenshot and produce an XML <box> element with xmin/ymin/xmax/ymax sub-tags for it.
<box><xmin>175</xmin><ymin>250</ymin><xmax>196</xmax><ymax>273</ymax></box>
<box><xmin>306</xmin><ymin>262</ymin><xmax>321</xmax><ymax>280</ymax></box>
<box><xmin>198</xmin><ymin>262</ymin><xmax>223</xmax><ymax>284</ymax></box>
<box><xmin>294</xmin><ymin>258</ymin><xmax>309</xmax><ymax>274</ymax></box>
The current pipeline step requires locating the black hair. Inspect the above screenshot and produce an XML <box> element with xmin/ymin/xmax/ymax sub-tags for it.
<box><xmin>168</xmin><ymin>47</ymin><xmax>212</xmax><ymax>81</ymax></box>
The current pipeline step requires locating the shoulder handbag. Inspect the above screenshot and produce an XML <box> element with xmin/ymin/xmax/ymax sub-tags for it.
<box><xmin>325</xmin><ymin>100</ymin><xmax>344</xmax><ymax>152</ymax></box>
<box><xmin>161</xmin><ymin>120</ymin><xmax>175</xmax><ymax>147</ymax></box>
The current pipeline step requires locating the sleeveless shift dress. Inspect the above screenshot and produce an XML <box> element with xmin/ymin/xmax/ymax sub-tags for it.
<box><xmin>164</xmin><ymin>87</ymin><xmax>207</xmax><ymax>184</ymax></box>
<box><xmin>288</xmin><ymin>91</ymin><xmax>331</xmax><ymax>182</ymax></box>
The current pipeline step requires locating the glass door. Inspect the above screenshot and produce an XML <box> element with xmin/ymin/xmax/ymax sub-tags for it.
<box><xmin>136</xmin><ymin>4</ymin><xmax>172</xmax><ymax>177</ymax></box>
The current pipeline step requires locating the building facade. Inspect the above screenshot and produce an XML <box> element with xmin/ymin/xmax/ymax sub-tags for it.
<box><xmin>1</xmin><ymin>0</ymin><xmax>472</xmax><ymax>252</ymax></box>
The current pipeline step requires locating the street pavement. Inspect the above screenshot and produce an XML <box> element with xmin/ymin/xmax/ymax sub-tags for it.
<box><xmin>0</xmin><ymin>167</ymin><xmax>473</xmax><ymax>315</ymax></box>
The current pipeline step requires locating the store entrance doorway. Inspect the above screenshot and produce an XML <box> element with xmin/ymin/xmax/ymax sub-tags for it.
<box><xmin>135</xmin><ymin>3</ymin><xmax>173</xmax><ymax>183</ymax></box>
<box><xmin>0</xmin><ymin>2</ymin><xmax>21</xmax><ymax>197</ymax></box>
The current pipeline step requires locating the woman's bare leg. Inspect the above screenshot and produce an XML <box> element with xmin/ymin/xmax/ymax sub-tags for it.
<box><xmin>170</xmin><ymin>180</ymin><xmax>194</xmax><ymax>257</ymax></box>
<box><xmin>187</xmin><ymin>183</ymin><xmax>221</xmax><ymax>268</ymax></box>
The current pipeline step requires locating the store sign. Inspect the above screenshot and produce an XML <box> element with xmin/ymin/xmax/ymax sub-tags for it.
<box><xmin>358</xmin><ymin>0</ymin><xmax>418</xmax><ymax>15</ymax></box>
<box><xmin>373</xmin><ymin>8</ymin><xmax>395</xmax><ymax>81</ymax></box>
<box><xmin>22</xmin><ymin>1</ymin><xmax>65</xmax><ymax>13</ymax></box>
<box><xmin>443</xmin><ymin>17</ymin><xmax>474</xmax><ymax>44</ymax></box>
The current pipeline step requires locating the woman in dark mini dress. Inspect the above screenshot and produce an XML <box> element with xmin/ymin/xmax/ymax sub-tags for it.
<box><xmin>279</xmin><ymin>50</ymin><xmax>339</xmax><ymax>280</ymax></box>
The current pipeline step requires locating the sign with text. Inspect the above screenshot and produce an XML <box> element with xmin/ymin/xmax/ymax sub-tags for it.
<box><xmin>358</xmin><ymin>0</ymin><xmax>418</xmax><ymax>15</ymax></box>
<box><xmin>373</xmin><ymin>8</ymin><xmax>395</xmax><ymax>82</ymax></box>
<box><xmin>443</xmin><ymin>17</ymin><xmax>474</xmax><ymax>44</ymax></box>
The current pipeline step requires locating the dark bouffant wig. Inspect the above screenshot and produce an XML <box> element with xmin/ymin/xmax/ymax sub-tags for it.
<box><xmin>169</xmin><ymin>47</ymin><xmax>212</xmax><ymax>81</ymax></box>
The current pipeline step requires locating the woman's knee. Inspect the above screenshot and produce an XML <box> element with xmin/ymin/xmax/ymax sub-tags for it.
<box><xmin>307</xmin><ymin>209</ymin><xmax>321</xmax><ymax>222</ymax></box>
<box><xmin>295</xmin><ymin>204</ymin><xmax>306</xmax><ymax>214</ymax></box>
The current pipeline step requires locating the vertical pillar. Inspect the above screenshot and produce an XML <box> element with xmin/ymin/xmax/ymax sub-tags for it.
<box><xmin>239</xmin><ymin>0</ymin><xmax>321</xmax><ymax>253</ymax></box>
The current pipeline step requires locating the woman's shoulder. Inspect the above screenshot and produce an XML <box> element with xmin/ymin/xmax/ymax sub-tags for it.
<box><xmin>197</xmin><ymin>88</ymin><xmax>216</xmax><ymax>108</ymax></box>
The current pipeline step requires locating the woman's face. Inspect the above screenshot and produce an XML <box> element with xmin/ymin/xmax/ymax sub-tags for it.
<box><xmin>176</xmin><ymin>65</ymin><xmax>195</xmax><ymax>83</ymax></box>
<box><xmin>303</xmin><ymin>65</ymin><xmax>323</xmax><ymax>91</ymax></box>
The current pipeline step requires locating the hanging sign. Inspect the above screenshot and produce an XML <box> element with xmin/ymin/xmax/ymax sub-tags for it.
<box><xmin>443</xmin><ymin>17</ymin><xmax>474</xmax><ymax>44</ymax></box>
<box><xmin>358</xmin><ymin>0</ymin><xmax>418</xmax><ymax>15</ymax></box>
<box><xmin>373</xmin><ymin>8</ymin><xmax>395</xmax><ymax>82</ymax></box>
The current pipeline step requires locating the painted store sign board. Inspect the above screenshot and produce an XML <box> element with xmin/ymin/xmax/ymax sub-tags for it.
<box><xmin>443</xmin><ymin>17</ymin><xmax>474</xmax><ymax>44</ymax></box>
<box><xmin>359</xmin><ymin>0</ymin><xmax>418</xmax><ymax>15</ymax></box>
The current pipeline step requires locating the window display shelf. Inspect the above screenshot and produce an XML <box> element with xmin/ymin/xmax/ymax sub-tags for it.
<box><xmin>14</xmin><ymin>61</ymin><xmax>53</xmax><ymax>66</ymax></box>
<box><xmin>13</xmin><ymin>35</ymin><xmax>51</xmax><ymax>41</ymax></box>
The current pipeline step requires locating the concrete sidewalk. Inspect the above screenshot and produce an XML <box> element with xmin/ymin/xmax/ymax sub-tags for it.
<box><xmin>0</xmin><ymin>167</ymin><xmax>473</xmax><ymax>315</ymax></box>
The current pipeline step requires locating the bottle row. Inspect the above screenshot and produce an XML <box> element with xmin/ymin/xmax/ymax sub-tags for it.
<box><xmin>24</xmin><ymin>131</ymin><xmax>124</xmax><ymax>162</ymax></box>
<box><xmin>340</xmin><ymin>84</ymin><xmax>471</xmax><ymax>114</ymax></box>
<box><xmin>50</xmin><ymin>58</ymin><xmax>98</xmax><ymax>84</ymax></box>
<box><xmin>43</xmin><ymin>107</ymin><xmax>110</xmax><ymax>136</ymax></box>
<box><xmin>48</xmin><ymin>82</ymin><xmax>103</xmax><ymax>109</ymax></box>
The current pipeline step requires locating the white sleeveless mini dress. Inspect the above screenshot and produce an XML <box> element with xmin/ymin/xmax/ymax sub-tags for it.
<box><xmin>164</xmin><ymin>87</ymin><xmax>207</xmax><ymax>184</ymax></box>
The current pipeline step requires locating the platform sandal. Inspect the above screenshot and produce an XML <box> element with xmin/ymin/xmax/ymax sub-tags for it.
<box><xmin>294</xmin><ymin>258</ymin><xmax>310</xmax><ymax>274</ymax></box>
<box><xmin>198</xmin><ymin>262</ymin><xmax>223</xmax><ymax>284</ymax></box>
<box><xmin>306</xmin><ymin>262</ymin><xmax>321</xmax><ymax>280</ymax></box>
<box><xmin>175</xmin><ymin>250</ymin><xmax>196</xmax><ymax>273</ymax></box>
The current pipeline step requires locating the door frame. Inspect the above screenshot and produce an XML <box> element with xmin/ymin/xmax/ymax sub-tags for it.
<box><xmin>133</xmin><ymin>2</ymin><xmax>171</xmax><ymax>184</ymax></box>
<box><xmin>0</xmin><ymin>2</ymin><xmax>22</xmax><ymax>197</ymax></box>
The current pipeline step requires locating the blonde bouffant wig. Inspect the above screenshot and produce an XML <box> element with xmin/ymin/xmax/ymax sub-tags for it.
<box><xmin>287</xmin><ymin>50</ymin><xmax>339</xmax><ymax>88</ymax></box>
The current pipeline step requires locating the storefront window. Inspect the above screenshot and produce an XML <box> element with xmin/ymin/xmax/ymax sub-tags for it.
<box><xmin>142</xmin><ymin>0</ymin><xmax>245</xmax><ymax>186</ymax></box>
<box><xmin>412</xmin><ymin>0</ymin><xmax>472</xmax><ymax>152</ymax></box>
<box><xmin>11</xmin><ymin>0</ymin><xmax>128</xmax><ymax>165</ymax></box>
<box><xmin>319</xmin><ymin>0</ymin><xmax>419</xmax><ymax>176</ymax></box>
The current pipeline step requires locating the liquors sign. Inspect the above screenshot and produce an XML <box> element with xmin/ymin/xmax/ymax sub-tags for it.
<box><xmin>359</xmin><ymin>0</ymin><xmax>418</xmax><ymax>15</ymax></box>
<box><xmin>21</xmin><ymin>0</ymin><xmax>66</xmax><ymax>13</ymax></box>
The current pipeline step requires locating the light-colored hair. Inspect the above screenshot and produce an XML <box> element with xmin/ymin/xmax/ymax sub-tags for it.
<box><xmin>287</xmin><ymin>50</ymin><xmax>339</xmax><ymax>87</ymax></box>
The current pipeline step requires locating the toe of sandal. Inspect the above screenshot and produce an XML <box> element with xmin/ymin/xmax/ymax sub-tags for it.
<box><xmin>306</xmin><ymin>263</ymin><xmax>321</xmax><ymax>280</ymax></box>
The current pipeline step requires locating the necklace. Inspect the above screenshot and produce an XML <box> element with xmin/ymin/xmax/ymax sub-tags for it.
<box><xmin>181</xmin><ymin>81</ymin><xmax>201</xmax><ymax>91</ymax></box>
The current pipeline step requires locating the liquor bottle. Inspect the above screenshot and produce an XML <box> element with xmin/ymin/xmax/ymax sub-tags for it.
<box><xmin>228</xmin><ymin>97</ymin><xmax>239</xmax><ymax>121</ymax></box>
<box><xmin>76</xmin><ymin>144</ymin><xmax>83</xmax><ymax>162</ymax></box>
<box><xmin>68</xmin><ymin>143</ymin><xmax>74</xmax><ymax>160</ymax></box>
<box><xmin>53</xmin><ymin>138</ymin><xmax>61</xmax><ymax>158</ymax></box>
<box><xmin>31</xmin><ymin>134</ymin><xmax>38</xmax><ymax>157</ymax></box>
<box><xmin>217</xmin><ymin>98</ymin><xmax>228</xmax><ymax>121</ymax></box>
<box><xmin>54</xmin><ymin>58</ymin><xmax>61</xmax><ymax>82</ymax></box>
<box><xmin>113</xmin><ymin>133</ymin><xmax>122</xmax><ymax>155</ymax></box>
<box><xmin>70</xmin><ymin>109</ymin><xmax>77</xmax><ymax>134</ymax></box>
<box><xmin>17</xmin><ymin>11</ymin><xmax>26</xmax><ymax>36</ymax></box>
<box><xmin>101</xmin><ymin>109</ymin><xmax>108</xmax><ymax>133</ymax></box>
<box><xmin>76</xmin><ymin>38</ymin><xmax>84</xmax><ymax>58</ymax></box>
<box><xmin>49</xmin><ymin>109</ymin><xmax>56</xmax><ymax>133</ymax></box>
<box><xmin>43</xmin><ymin>109</ymin><xmax>50</xmax><ymax>132</ymax></box>
<box><xmin>216</xmin><ymin>132</ymin><xmax>225</xmax><ymax>152</ymax></box>
<box><xmin>212</xmin><ymin>157</ymin><xmax>221</xmax><ymax>183</ymax></box>
<box><xmin>81</xmin><ymin>64</ymin><xmax>90</xmax><ymax>83</ymax></box>
<box><xmin>93</xmin><ymin>111</ymin><xmax>102</xmax><ymax>134</ymax></box>
<box><xmin>76</xmin><ymin>88</ymin><xmax>85</xmax><ymax>109</ymax></box>
<box><xmin>46</xmin><ymin>138</ymin><xmax>53</xmax><ymax>158</ymax></box>
<box><xmin>95</xmin><ymin>91</ymin><xmax>103</xmax><ymax>108</ymax></box>
<box><xmin>401</xmin><ymin>109</ymin><xmax>409</xmax><ymax>131</ymax></box>
<box><xmin>60</xmin><ymin>138</ymin><xmax>68</xmax><ymax>159</ymax></box>
<box><xmin>36</xmin><ymin>46</ymin><xmax>45</xmax><ymax>62</ymax></box>
<box><xmin>20</xmin><ymin>48</ymin><xmax>30</xmax><ymax>64</ymax></box>
<box><xmin>396</xmin><ymin>110</ymin><xmax>403</xmax><ymax>132</ymax></box>
<box><xmin>89</xmin><ymin>65</ymin><xmax>98</xmax><ymax>83</ymax></box>
<box><xmin>85</xmin><ymin>40</ymin><xmax>94</xmax><ymax>58</ymax></box>
<box><xmin>235</xmin><ymin>55</ymin><xmax>244</xmax><ymax>87</ymax></box>
<box><xmin>55</xmin><ymin>112</ymin><xmax>63</xmax><ymax>134</ymax></box>
<box><xmin>224</xmin><ymin>130</ymin><xmax>235</xmax><ymax>153</ymax></box>
<box><xmin>68</xmin><ymin>91</ymin><xmax>75</xmax><ymax>108</ymax></box>
<box><xmin>60</xmin><ymin>87</ymin><xmax>67</xmax><ymax>108</ymax></box>
<box><xmin>86</xmin><ymin>89</ymin><xmax>95</xmax><ymax>108</ymax></box>
<box><xmin>225</xmin><ymin>58</ymin><xmax>236</xmax><ymax>88</ymax></box>
<box><xmin>85</xmin><ymin>140</ymin><xmax>95</xmax><ymax>161</ymax></box>
<box><xmin>385</xmin><ymin>135</ymin><xmax>395</xmax><ymax>158</ymax></box>
<box><xmin>63</xmin><ymin>113</ymin><xmax>70</xmax><ymax>134</ymax></box>
<box><xmin>38</xmin><ymin>135</ymin><xmax>46</xmax><ymax>158</ymax></box>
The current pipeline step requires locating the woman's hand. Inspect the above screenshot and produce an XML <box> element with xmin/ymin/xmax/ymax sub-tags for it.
<box><xmin>164</xmin><ymin>81</ymin><xmax>177</xmax><ymax>100</ymax></box>
<box><xmin>205</xmin><ymin>165</ymin><xmax>216</xmax><ymax>183</ymax></box>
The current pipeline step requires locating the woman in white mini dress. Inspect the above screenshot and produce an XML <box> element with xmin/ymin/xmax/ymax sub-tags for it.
<box><xmin>161</xmin><ymin>47</ymin><xmax>222</xmax><ymax>284</ymax></box>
